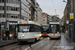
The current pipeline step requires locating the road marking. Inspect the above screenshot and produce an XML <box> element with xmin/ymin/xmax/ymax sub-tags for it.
<box><xmin>25</xmin><ymin>38</ymin><xmax>48</xmax><ymax>50</ymax></box>
<box><xmin>25</xmin><ymin>47</ymin><xmax>30</xmax><ymax>50</ymax></box>
<box><xmin>32</xmin><ymin>38</ymin><xmax>48</xmax><ymax>47</ymax></box>
<box><xmin>47</xmin><ymin>37</ymin><xmax>50</xmax><ymax>39</ymax></box>
<box><xmin>40</xmin><ymin>37</ymin><xmax>43</xmax><ymax>39</ymax></box>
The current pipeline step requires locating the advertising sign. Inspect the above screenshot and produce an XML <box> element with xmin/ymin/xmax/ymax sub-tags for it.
<box><xmin>70</xmin><ymin>13</ymin><xmax>74</xmax><ymax>19</ymax></box>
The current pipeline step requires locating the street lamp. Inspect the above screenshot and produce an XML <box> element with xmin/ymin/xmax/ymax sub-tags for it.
<box><xmin>66</xmin><ymin>20</ymin><xmax>69</xmax><ymax>24</ymax></box>
<box><xmin>63</xmin><ymin>0</ymin><xmax>66</xmax><ymax>2</ymax></box>
<box><xmin>63</xmin><ymin>0</ymin><xmax>67</xmax><ymax>3</ymax></box>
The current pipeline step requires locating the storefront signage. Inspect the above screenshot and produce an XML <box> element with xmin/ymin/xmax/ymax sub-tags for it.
<box><xmin>0</xmin><ymin>18</ymin><xmax>6</xmax><ymax>22</ymax></box>
<box><xmin>1</xmin><ymin>25</ymin><xmax>4</xmax><ymax>27</ymax></box>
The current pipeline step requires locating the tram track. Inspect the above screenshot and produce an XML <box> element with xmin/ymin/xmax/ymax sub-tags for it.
<box><xmin>0</xmin><ymin>43</ymin><xmax>29</xmax><ymax>50</ymax></box>
<box><xmin>50</xmin><ymin>40</ymin><xmax>58</xmax><ymax>50</ymax></box>
<box><xmin>39</xmin><ymin>39</ymin><xmax>60</xmax><ymax>50</ymax></box>
<box><xmin>50</xmin><ymin>40</ymin><xmax>60</xmax><ymax>50</ymax></box>
<box><xmin>0</xmin><ymin>37</ymin><xmax>47</xmax><ymax>50</ymax></box>
<box><xmin>0</xmin><ymin>43</ymin><xmax>20</xmax><ymax>50</ymax></box>
<box><xmin>0</xmin><ymin>38</ymin><xmax>61</xmax><ymax>50</ymax></box>
<box><xmin>38</xmin><ymin>39</ymin><xmax>52</xmax><ymax>50</ymax></box>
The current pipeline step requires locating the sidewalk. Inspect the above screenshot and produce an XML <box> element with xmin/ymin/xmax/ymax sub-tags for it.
<box><xmin>0</xmin><ymin>40</ymin><xmax>17</xmax><ymax>47</ymax></box>
<box><xmin>59</xmin><ymin>34</ymin><xmax>75</xmax><ymax>50</ymax></box>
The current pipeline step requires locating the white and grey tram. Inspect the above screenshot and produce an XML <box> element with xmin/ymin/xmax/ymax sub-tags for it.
<box><xmin>17</xmin><ymin>21</ymin><xmax>41</xmax><ymax>42</ymax></box>
<box><xmin>49</xmin><ymin>22</ymin><xmax>61</xmax><ymax>39</ymax></box>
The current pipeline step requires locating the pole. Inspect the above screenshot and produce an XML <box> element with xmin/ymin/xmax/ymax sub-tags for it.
<box><xmin>73</xmin><ymin>0</ymin><xmax>75</xmax><ymax>42</ymax></box>
<box><xmin>4</xmin><ymin>0</ymin><xmax>7</xmax><ymax>30</ymax></box>
<box><xmin>20</xmin><ymin>0</ymin><xmax>21</xmax><ymax>19</ymax></box>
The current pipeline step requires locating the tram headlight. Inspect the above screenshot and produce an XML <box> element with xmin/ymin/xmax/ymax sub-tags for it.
<box><xmin>40</xmin><ymin>34</ymin><xmax>41</xmax><ymax>36</ymax></box>
<box><xmin>22</xmin><ymin>34</ymin><xmax>24</xmax><ymax>37</ymax></box>
<box><xmin>9</xmin><ymin>34</ymin><xmax>12</xmax><ymax>37</ymax></box>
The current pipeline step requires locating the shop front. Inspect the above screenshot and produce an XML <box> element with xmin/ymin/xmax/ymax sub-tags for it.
<box><xmin>0</xmin><ymin>22</ymin><xmax>5</xmax><ymax>40</ymax></box>
<box><xmin>9</xmin><ymin>21</ymin><xmax>17</xmax><ymax>40</ymax></box>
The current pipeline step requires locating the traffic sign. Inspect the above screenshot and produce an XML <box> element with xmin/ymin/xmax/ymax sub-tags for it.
<box><xmin>70</xmin><ymin>13</ymin><xmax>74</xmax><ymax>19</ymax></box>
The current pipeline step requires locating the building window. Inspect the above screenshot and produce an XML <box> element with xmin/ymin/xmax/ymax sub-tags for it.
<box><xmin>0</xmin><ymin>14</ymin><xmax>2</xmax><ymax>18</ymax></box>
<box><xmin>6</xmin><ymin>6</ymin><xmax>20</xmax><ymax>11</ymax></box>
<box><xmin>0</xmin><ymin>14</ymin><xmax>5</xmax><ymax>18</ymax></box>
<box><xmin>6</xmin><ymin>0</ymin><xmax>20</xmax><ymax>4</ymax></box>
<box><xmin>2</xmin><ymin>0</ymin><xmax>4</xmax><ymax>2</ymax></box>
<box><xmin>43</xmin><ymin>19</ymin><xmax>45</xmax><ymax>21</ymax></box>
<box><xmin>7</xmin><ymin>14</ymin><xmax>20</xmax><ymax>18</ymax></box>
<box><xmin>21</xmin><ymin>3</ymin><xmax>29</xmax><ymax>11</ymax></box>
<box><xmin>23</xmin><ymin>0</ymin><xmax>29</xmax><ymax>4</ymax></box>
<box><xmin>21</xmin><ymin>9</ymin><xmax>29</xmax><ymax>17</ymax></box>
<box><xmin>0</xmin><ymin>0</ymin><xmax>4</xmax><ymax>3</ymax></box>
<box><xmin>0</xmin><ymin>6</ymin><xmax>4</xmax><ymax>10</ymax></box>
<box><xmin>43</xmin><ymin>17</ymin><xmax>45</xmax><ymax>18</ymax></box>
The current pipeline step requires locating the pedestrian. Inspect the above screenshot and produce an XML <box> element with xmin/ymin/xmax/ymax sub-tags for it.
<box><xmin>5</xmin><ymin>28</ymin><xmax>10</xmax><ymax>40</ymax></box>
<box><xmin>65</xmin><ymin>28</ymin><xmax>69</xmax><ymax>39</ymax></box>
<box><xmin>2</xmin><ymin>29</ymin><xmax>5</xmax><ymax>40</ymax></box>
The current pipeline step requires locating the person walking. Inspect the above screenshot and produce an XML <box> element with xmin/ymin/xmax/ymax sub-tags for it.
<box><xmin>2</xmin><ymin>29</ymin><xmax>5</xmax><ymax>40</ymax></box>
<box><xmin>65</xmin><ymin>28</ymin><xmax>69</xmax><ymax>39</ymax></box>
<box><xmin>5</xmin><ymin>28</ymin><xmax>10</xmax><ymax>40</ymax></box>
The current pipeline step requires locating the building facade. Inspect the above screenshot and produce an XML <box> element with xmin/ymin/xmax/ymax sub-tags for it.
<box><xmin>21</xmin><ymin>0</ymin><xmax>30</xmax><ymax>21</ymax></box>
<box><xmin>29</xmin><ymin>0</ymin><xmax>36</xmax><ymax>21</ymax></box>
<box><xmin>64</xmin><ymin>4</ymin><xmax>68</xmax><ymax>28</ymax></box>
<box><xmin>35</xmin><ymin>2</ymin><xmax>42</xmax><ymax>24</ymax></box>
<box><xmin>60</xmin><ymin>17</ymin><xmax>64</xmax><ymax>26</ymax></box>
<box><xmin>47</xmin><ymin>15</ymin><xmax>52</xmax><ymax>24</ymax></box>
<box><xmin>51</xmin><ymin>15</ymin><xmax>60</xmax><ymax>22</ymax></box>
<box><xmin>63</xmin><ymin>0</ymin><xmax>75</xmax><ymax>43</ymax></box>
<box><xmin>0</xmin><ymin>0</ymin><xmax>30</xmax><ymax>40</ymax></box>
<box><xmin>42</xmin><ymin>13</ymin><xmax>48</xmax><ymax>24</ymax></box>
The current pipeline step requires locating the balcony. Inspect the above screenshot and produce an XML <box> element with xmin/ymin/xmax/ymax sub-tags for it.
<box><xmin>29</xmin><ymin>1</ymin><xmax>35</xmax><ymax>8</ymax></box>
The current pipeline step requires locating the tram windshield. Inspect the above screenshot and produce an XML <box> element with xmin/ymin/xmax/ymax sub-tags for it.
<box><xmin>19</xmin><ymin>26</ymin><xmax>30</xmax><ymax>32</ymax></box>
<box><xmin>51</xmin><ymin>27</ymin><xmax>56</xmax><ymax>33</ymax></box>
<box><xmin>50</xmin><ymin>25</ymin><xmax>60</xmax><ymax>33</ymax></box>
<box><xmin>41</xmin><ymin>26</ymin><xmax>50</xmax><ymax>33</ymax></box>
<box><xmin>42</xmin><ymin>26</ymin><xmax>49</xmax><ymax>31</ymax></box>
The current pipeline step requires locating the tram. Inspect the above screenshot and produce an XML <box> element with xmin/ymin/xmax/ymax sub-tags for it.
<box><xmin>17</xmin><ymin>21</ymin><xmax>41</xmax><ymax>42</ymax></box>
<box><xmin>41</xmin><ymin>24</ymin><xmax>50</xmax><ymax>36</ymax></box>
<box><xmin>49</xmin><ymin>22</ymin><xmax>61</xmax><ymax>39</ymax></box>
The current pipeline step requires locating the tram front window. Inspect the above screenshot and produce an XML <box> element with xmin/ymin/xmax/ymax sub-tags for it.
<box><xmin>19</xmin><ymin>26</ymin><xmax>30</xmax><ymax>32</ymax></box>
<box><xmin>42</xmin><ymin>26</ymin><xmax>49</xmax><ymax>33</ymax></box>
<box><xmin>51</xmin><ymin>27</ymin><xmax>56</xmax><ymax>33</ymax></box>
<box><xmin>50</xmin><ymin>25</ymin><xmax>60</xmax><ymax>33</ymax></box>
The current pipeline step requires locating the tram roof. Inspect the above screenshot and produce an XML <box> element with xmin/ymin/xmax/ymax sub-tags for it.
<box><xmin>18</xmin><ymin>21</ymin><xmax>41</xmax><ymax>26</ymax></box>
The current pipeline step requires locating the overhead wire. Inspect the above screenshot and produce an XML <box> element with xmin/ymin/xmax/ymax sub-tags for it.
<box><xmin>51</xmin><ymin>0</ymin><xmax>57</xmax><ymax>16</ymax></box>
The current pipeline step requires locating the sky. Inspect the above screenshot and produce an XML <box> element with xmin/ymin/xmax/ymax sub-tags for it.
<box><xmin>36</xmin><ymin>0</ymin><xmax>67</xmax><ymax>19</ymax></box>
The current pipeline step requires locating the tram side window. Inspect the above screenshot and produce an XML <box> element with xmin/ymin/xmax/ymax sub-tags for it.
<box><xmin>33</xmin><ymin>25</ymin><xmax>41</xmax><ymax>32</ymax></box>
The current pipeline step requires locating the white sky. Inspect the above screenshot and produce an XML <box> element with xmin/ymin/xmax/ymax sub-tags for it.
<box><xmin>36</xmin><ymin>0</ymin><xmax>67</xmax><ymax>19</ymax></box>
